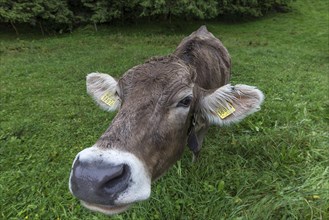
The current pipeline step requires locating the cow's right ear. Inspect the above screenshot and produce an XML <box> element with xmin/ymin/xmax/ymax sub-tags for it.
<box><xmin>86</xmin><ymin>72</ymin><xmax>121</xmax><ymax>111</ymax></box>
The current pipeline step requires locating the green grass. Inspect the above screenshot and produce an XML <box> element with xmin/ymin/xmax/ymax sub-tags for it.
<box><xmin>1</xmin><ymin>0</ymin><xmax>328</xmax><ymax>219</ymax></box>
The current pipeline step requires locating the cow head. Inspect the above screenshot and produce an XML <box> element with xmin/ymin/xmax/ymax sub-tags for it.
<box><xmin>69</xmin><ymin>26</ymin><xmax>264</xmax><ymax>215</ymax></box>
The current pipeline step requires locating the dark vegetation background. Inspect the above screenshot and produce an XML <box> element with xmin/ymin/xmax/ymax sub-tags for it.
<box><xmin>1</xmin><ymin>0</ymin><xmax>294</xmax><ymax>34</ymax></box>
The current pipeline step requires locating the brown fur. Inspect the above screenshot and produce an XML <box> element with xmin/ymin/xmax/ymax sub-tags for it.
<box><xmin>96</xmin><ymin>26</ymin><xmax>231</xmax><ymax>180</ymax></box>
<box><xmin>174</xmin><ymin>25</ymin><xmax>231</xmax><ymax>90</ymax></box>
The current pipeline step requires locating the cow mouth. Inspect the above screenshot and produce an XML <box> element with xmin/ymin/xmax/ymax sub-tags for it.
<box><xmin>82</xmin><ymin>201</ymin><xmax>131</xmax><ymax>215</ymax></box>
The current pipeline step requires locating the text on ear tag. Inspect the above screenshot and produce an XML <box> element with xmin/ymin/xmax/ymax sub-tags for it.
<box><xmin>101</xmin><ymin>92</ymin><xmax>116</xmax><ymax>106</ymax></box>
<box><xmin>217</xmin><ymin>103</ymin><xmax>235</xmax><ymax>119</ymax></box>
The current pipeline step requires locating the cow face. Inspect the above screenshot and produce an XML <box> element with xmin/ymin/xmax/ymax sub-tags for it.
<box><xmin>89</xmin><ymin>58</ymin><xmax>196</xmax><ymax>180</ymax></box>
<box><xmin>69</xmin><ymin>27</ymin><xmax>264</xmax><ymax>215</ymax></box>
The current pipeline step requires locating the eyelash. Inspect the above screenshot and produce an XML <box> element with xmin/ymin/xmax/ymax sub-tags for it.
<box><xmin>177</xmin><ymin>96</ymin><xmax>193</xmax><ymax>108</ymax></box>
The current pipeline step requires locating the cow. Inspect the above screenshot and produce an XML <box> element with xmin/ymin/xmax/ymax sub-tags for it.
<box><xmin>69</xmin><ymin>26</ymin><xmax>264</xmax><ymax>215</ymax></box>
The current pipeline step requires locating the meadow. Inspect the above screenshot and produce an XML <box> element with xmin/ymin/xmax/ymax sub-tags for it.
<box><xmin>0</xmin><ymin>0</ymin><xmax>328</xmax><ymax>219</ymax></box>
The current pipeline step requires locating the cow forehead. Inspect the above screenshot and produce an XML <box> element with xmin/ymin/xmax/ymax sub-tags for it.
<box><xmin>119</xmin><ymin>57</ymin><xmax>193</xmax><ymax>98</ymax></box>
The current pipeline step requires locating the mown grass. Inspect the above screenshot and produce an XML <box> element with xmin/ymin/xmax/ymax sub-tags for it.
<box><xmin>1</xmin><ymin>0</ymin><xmax>328</xmax><ymax>219</ymax></box>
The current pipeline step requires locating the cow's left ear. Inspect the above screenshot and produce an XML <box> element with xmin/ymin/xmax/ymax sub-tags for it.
<box><xmin>86</xmin><ymin>72</ymin><xmax>121</xmax><ymax>111</ymax></box>
<box><xmin>200</xmin><ymin>84</ymin><xmax>264</xmax><ymax>126</ymax></box>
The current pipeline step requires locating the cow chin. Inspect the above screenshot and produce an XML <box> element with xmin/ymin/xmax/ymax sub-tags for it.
<box><xmin>81</xmin><ymin>201</ymin><xmax>131</xmax><ymax>215</ymax></box>
<box><xmin>69</xmin><ymin>147</ymin><xmax>151</xmax><ymax>215</ymax></box>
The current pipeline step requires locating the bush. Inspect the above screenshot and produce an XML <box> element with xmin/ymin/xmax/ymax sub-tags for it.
<box><xmin>0</xmin><ymin>0</ymin><xmax>295</xmax><ymax>33</ymax></box>
<box><xmin>217</xmin><ymin>0</ymin><xmax>293</xmax><ymax>17</ymax></box>
<box><xmin>140</xmin><ymin>0</ymin><xmax>218</xmax><ymax>21</ymax></box>
<box><xmin>0</xmin><ymin>0</ymin><xmax>73</xmax><ymax>34</ymax></box>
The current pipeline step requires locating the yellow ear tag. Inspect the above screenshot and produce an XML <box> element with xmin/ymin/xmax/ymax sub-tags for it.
<box><xmin>217</xmin><ymin>103</ymin><xmax>235</xmax><ymax>119</ymax></box>
<box><xmin>100</xmin><ymin>92</ymin><xmax>116</xmax><ymax>106</ymax></box>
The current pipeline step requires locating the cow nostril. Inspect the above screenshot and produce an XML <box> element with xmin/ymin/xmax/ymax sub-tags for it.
<box><xmin>101</xmin><ymin>164</ymin><xmax>131</xmax><ymax>195</ymax></box>
<box><xmin>100</xmin><ymin>164</ymin><xmax>125</xmax><ymax>183</ymax></box>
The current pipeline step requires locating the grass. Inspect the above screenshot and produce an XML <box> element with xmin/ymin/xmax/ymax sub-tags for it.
<box><xmin>0</xmin><ymin>0</ymin><xmax>328</xmax><ymax>219</ymax></box>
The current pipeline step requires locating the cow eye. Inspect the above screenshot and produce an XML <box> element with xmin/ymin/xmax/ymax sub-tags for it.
<box><xmin>177</xmin><ymin>96</ymin><xmax>193</xmax><ymax>108</ymax></box>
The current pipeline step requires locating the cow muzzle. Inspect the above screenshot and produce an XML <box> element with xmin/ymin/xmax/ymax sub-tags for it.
<box><xmin>70</xmin><ymin>159</ymin><xmax>131</xmax><ymax>204</ymax></box>
<box><xmin>69</xmin><ymin>146</ymin><xmax>151</xmax><ymax>215</ymax></box>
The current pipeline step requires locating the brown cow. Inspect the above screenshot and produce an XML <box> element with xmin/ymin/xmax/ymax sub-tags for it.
<box><xmin>69</xmin><ymin>26</ymin><xmax>264</xmax><ymax>215</ymax></box>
